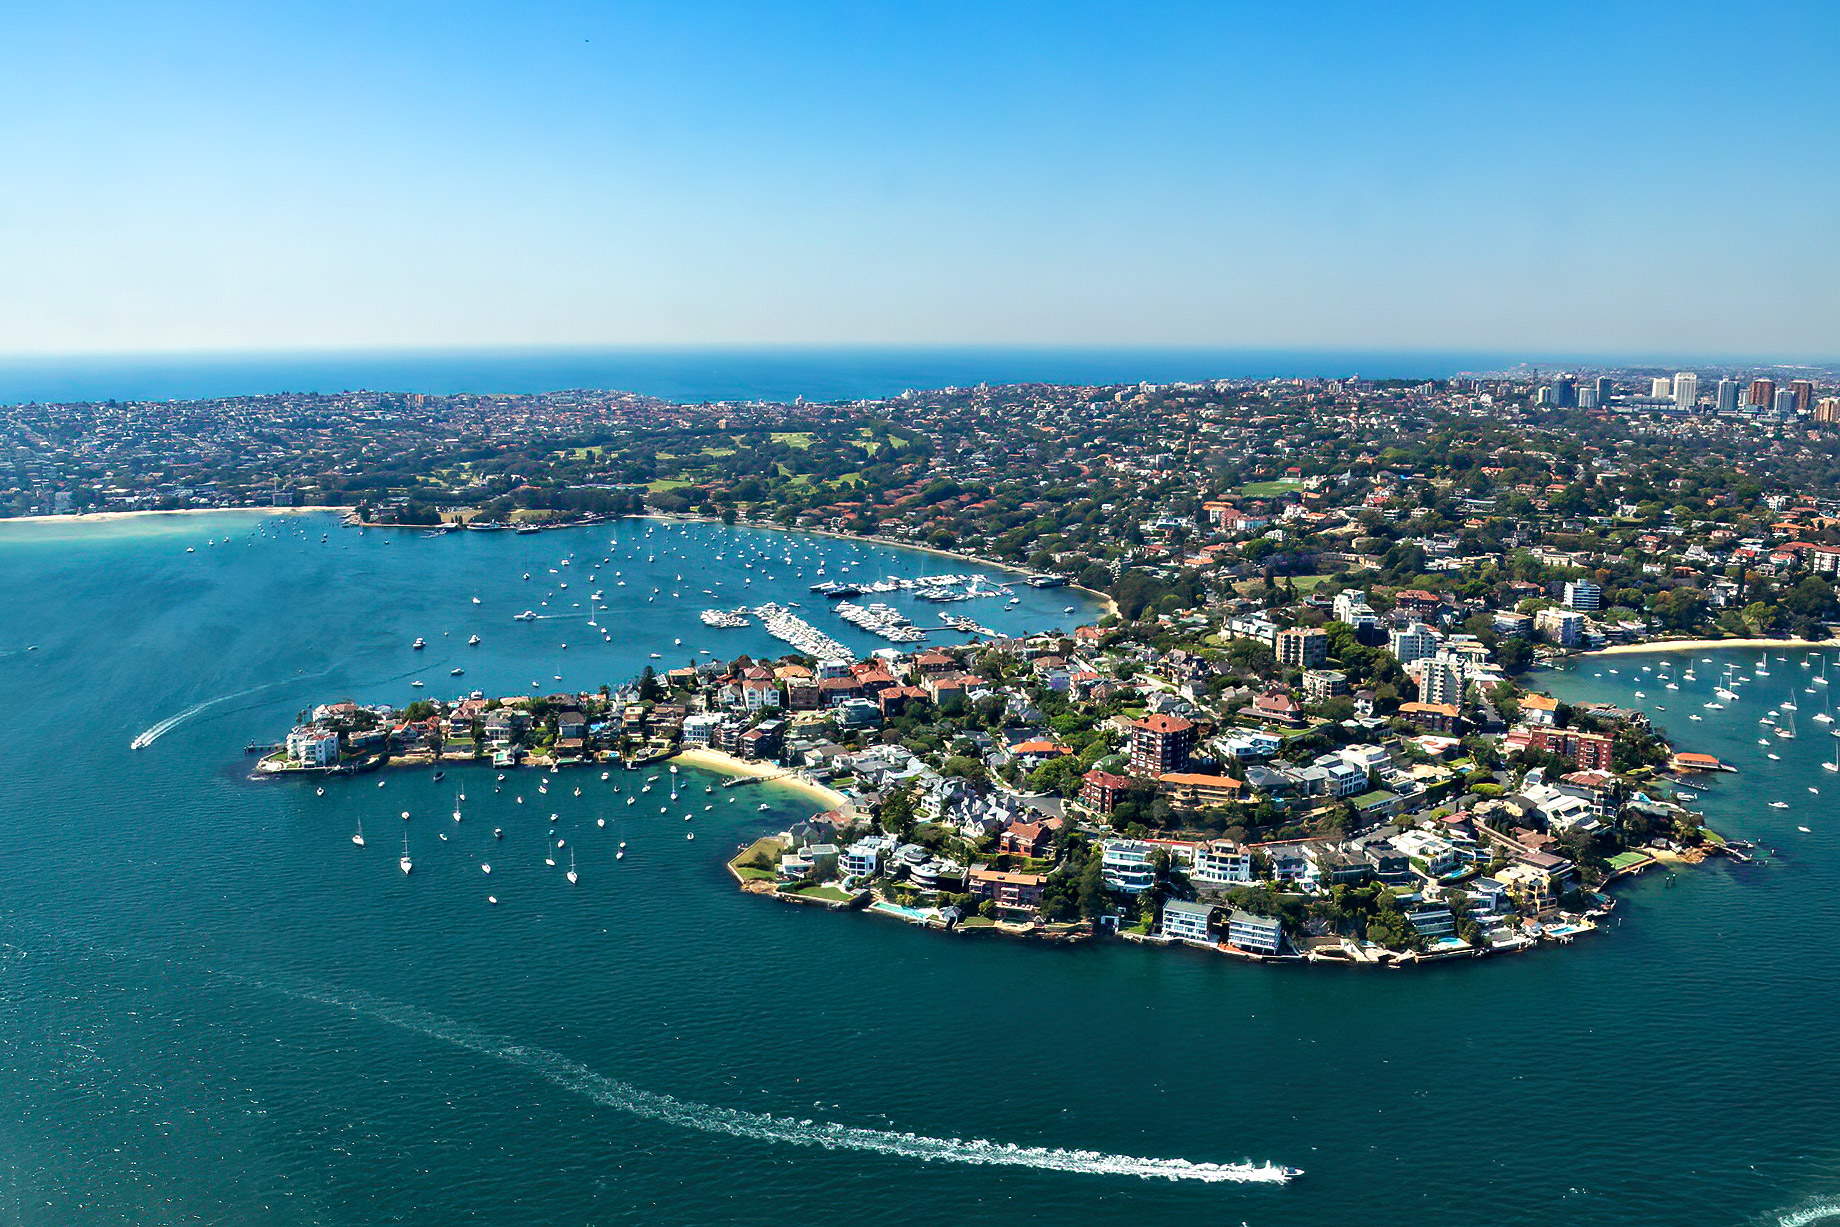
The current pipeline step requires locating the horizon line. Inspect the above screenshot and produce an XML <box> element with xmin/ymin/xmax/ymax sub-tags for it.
<box><xmin>0</xmin><ymin>342</ymin><xmax>1834</xmax><ymax>370</ymax></box>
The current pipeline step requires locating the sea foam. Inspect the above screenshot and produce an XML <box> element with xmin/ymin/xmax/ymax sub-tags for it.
<box><xmin>238</xmin><ymin>972</ymin><xmax>1297</xmax><ymax>1186</ymax></box>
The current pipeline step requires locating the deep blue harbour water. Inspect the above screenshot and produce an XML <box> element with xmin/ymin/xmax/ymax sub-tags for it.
<box><xmin>0</xmin><ymin>515</ymin><xmax>1838</xmax><ymax>1226</ymax></box>
<box><xmin>0</xmin><ymin>346</ymin><xmax>1538</xmax><ymax>406</ymax></box>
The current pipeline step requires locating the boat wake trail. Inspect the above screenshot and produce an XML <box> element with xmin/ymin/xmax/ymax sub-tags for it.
<box><xmin>130</xmin><ymin>691</ymin><xmax>257</xmax><ymax>749</ymax></box>
<box><xmin>233</xmin><ymin>972</ymin><xmax>1297</xmax><ymax>1186</ymax></box>
<box><xmin>130</xmin><ymin>663</ymin><xmax>350</xmax><ymax>750</ymax></box>
<box><xmin>1779</xmin><ymin>1203</ymin><xmax>1840</xmax><ymax>1227</ymax></box>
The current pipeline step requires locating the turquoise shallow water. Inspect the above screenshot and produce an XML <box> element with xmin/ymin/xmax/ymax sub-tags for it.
<box><xmin>0</xmin><ymin>515</ymin><xmax>1837</xmax><ymax>1226</ymax></box>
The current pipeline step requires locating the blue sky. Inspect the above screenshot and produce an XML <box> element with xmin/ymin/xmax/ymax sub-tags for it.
<box><xmin>0</xmin><ymin>1</ymin><xmax>1834</xmax><ymax>357</ymax></box>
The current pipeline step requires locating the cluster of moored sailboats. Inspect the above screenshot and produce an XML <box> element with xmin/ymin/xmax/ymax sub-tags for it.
<box><xmin>388</xmin><ymin>520</ymin><xmax>1084</xmax><ymax>697</ymax></box>
<box><xmin>333</xmin><ymin>762</ymin><xmax>750</xmax><ymax>904</ymax></box>
<box><xmin>1587</xmin><ymin>649</ymin><xmax>1840</xmax><ymax>819</ymax></box>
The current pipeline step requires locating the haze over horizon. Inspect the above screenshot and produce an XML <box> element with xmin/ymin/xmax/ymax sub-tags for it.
<box><xmin>2</xmin><ymin>1</ymin><xmax>1835</xmax><ymax>359</ymax></box>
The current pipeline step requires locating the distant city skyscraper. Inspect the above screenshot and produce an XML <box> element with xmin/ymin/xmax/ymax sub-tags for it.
<box><xmin>1578</xmin><ymin>386</ymin><xmax>1599</xmax><ymax>409</ymax></box>
<box><xmin>1551</xmin><ymin>375</ymin><xmax>1577</xmax><ymax>408</ymax></box>
<box><xmin>1750</xmin><ymin>378</ymin><xmax>1777</xmax><ymax>408</ymax></box>
<box><xmin>1716</xmin><ymin>378</ymin><xmax>1740</xmax><ymax>411</ymax></box>
<box><xmin>1790</xmin><ymin>380</ymin><xmax>1815</xmax><ymax>412</ymax></box>
<box><xmin>1774</xmin><ymin>387</ymin><xmax>1798</xmax><ymax>415</ymax></box>
<box><xmin>1594</xmin><ymin>376</ymin><xmax>1613</xmax><ymax>404</ymax></box>
<box><xmin>1650</xmin><ymin>376</ymin><xmax>1673</xmax><ymax>399</ymax></box>
<box><xmin>1672</xmin><ymin>372</ymin><xmax>1698</xmax><ymax>410</ymax></box>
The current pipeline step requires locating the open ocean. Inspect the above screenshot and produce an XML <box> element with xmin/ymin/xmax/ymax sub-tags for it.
<box><xmin>1</xmin><ymin>516</ymin><xmax>1838</xmax><ymax>1226</ymax></box>
<box><xmin>0</xmin><ymin>346</ymin><xmax>1540</xmax><ymax>406</ymax></box>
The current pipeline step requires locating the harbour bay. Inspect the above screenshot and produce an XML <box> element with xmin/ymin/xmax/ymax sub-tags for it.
<box><xmin>0</xmin><ymin>513</ymin><xmax>1837</xmax><ymax>1226</ymax></box>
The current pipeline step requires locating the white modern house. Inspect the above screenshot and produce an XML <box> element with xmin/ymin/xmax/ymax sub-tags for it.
<box><xmin>1160</xmin><ymin>899</ymin><xmax>1215</xmax><ymax>943</ymax></box>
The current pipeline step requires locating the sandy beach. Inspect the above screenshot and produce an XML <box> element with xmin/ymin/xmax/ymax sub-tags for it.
<box><xmin>670</xmin><ymin>746</ymin><xmax>852</xmax><ymax>813</ymax></box>
<box><xmin>1581</xmin><ymin>637</ymin><xmax>1835</xmax><ymax>658</ymax></box>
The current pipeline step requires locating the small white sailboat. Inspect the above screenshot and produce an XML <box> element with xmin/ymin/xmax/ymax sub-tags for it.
<box><xmin>567</xmin><ymin>850</ymin><xmax>578</xmax><ymax>885</ymax></box>
<box><xmin>352</xmin><ymin>818</ymin><xmax>365</xmax><ymax>848</ymax></box>
<box><xmin>399</xmin><ymin>833</ymin><xmax>413</xmax><ymax>875</ymax></box>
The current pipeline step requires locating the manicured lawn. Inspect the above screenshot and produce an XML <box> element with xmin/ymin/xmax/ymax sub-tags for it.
<box><xmin>1237</xmin><ymin>479</ymin><xmax>1305</xmax><ymax>497</ymax></box>
<box><xmin>789</xmin><ymin>884</ymin><xmax>854</xmax><ymax>903</ymax></box>
<box><xmin>736</xmin><ymin>867</ymin><xmax>778</xmax><ymax>882</ymax></box>
<box><xmin>729</xmin><ymin>836</ymin><xmax>786</xmax><ymax>875</ymax></box>
<box><xmin>770</xmin><ymin>431</ymin><xmax>816</xmax><ymax>449</ymax></box>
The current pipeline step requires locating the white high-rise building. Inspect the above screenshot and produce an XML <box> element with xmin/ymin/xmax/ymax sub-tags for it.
<box><xmin>1564</xmin><ymin>580</ymin><xmax>1603</xmax><ymax>611</ymax></box>
<box><xmin>1672</xmin><ymin>372</ymin><xmax>1698</xmax><ymax>411</ymax></box>
<box><xmin>1389</xmin><ymin>622</ymin><xmax>1440</xmax><ymax>666</ymax></box>
<box><xmin>1716</xmin><ymin>378</ymin><xmax>1740</xmax><ymax>412</ymax></box>
<box><xmin>1650</xmin><ymin>377</ymin><xmax>1674</xmax><ymax>399</ymax></box>
<box><xmin>1409</xmin><ymin>653</ymin><xmax>1468</xmax><ymax>706</ymax></box>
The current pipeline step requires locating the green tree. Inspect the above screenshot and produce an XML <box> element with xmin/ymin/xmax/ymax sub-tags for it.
<box><xmin>1076</xmin><ymin>847</ymin><xmax>1106</xmax><ymax>919</ymax></box>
